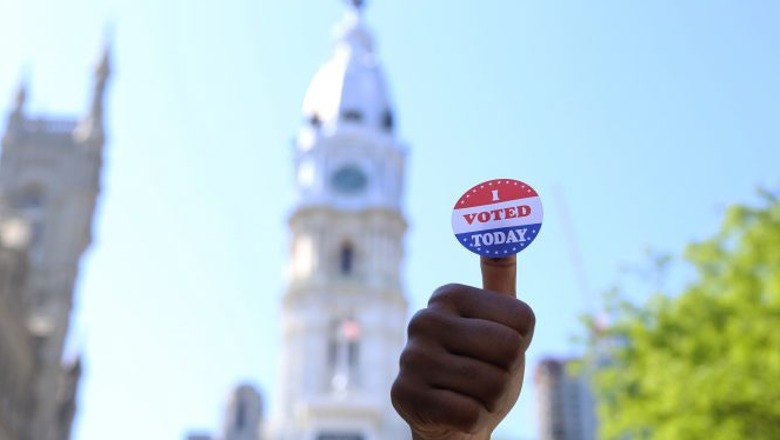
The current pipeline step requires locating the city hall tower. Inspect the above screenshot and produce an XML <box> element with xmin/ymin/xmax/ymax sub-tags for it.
<box><xmin>267</xmin><ymin>1</ymin><xmax>409</xmax><ymax>439</ymax></box>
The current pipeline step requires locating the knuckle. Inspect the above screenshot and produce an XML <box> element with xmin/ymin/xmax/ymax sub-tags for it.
<box><xmin>390</xmin><ymin>377</ymin><xmax>427</xmax><ymax>423</ymax></box>
<box><xmin>481</xmin><ymin>369</ymin><xmax>511</xmax><ymax>410</ymax></box>
<box><xmin>407</xmin><ymin>307</ymin><xmax>454</xmax><ymax>340</ymax></box>
<box><xmin>508</xmin><ymin>300</ymin><xmax>536</xmax><ymax>334</ymax></box>
<box><xmin>398</xmin><ymin>342</ymin><xmax>434</xmax><ymax>372</ymax></box>
<box><xmin>429</xmin><ymin>283</ymin><xmax>468</xmax><ymax>306</ymax></box>
<box><xmin>390</xmin><ymin>376</ymin><xmax>414</xmax><ymax>407</ymax></box>
<box><xmin>406</xmin><ymin>308</ymin><xmax>441</xmax><ymax>337</ymax></box>
<box><xmin>495</xmin><ymin>328</ymin><xmax>524</xmax><ymax>361</ymax></box>
<box><xmin>522</xmin><ymin>302</ymin><xmax>536</xmax><ymax>327</ymax></box>
<box><xmin>406</xmin><ymin>309</ymin><xmax>429</xmax><ymax>336</ymax></box>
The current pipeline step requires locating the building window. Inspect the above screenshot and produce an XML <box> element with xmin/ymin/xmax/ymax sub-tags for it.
<box><xmin>327</xmin><ymin>320</ymin><xmax>338</xmax><ymax>367</ymax></box>
<box><xmin>15</xmin><ymin>184</ymin><xmax>44</xmax><ymax>210</ymax></box>
<box><xmin>14</xmin><ymin>185</ymin><xmax>45</xmax><ymax>246</ymax></box>
<box><xmin>235</xmin><ymin>399</ymin><xmax>246</xmax><ymax>430</ymax></box>
<box><xmin>340</xmin><ymin>243</ymin><xmax>354</xmax><ymax>275</ymax></box>
<box><xmin>381</xmin><ymin>109</ymin><xmax>394</xmax><ymax>132</ymax></box>
<box><xmin>342</xmin><ymin>109</ymin><xmax>363</xmax><ymax>122</ymax></box>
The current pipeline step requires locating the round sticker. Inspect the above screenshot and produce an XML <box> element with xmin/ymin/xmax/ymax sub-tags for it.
<box><xmin>451</xmin><ymin>179</ymin><xmax>543</xmax><ymax>257</ymax></box>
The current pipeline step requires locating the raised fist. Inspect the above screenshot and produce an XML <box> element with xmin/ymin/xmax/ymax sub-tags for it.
<box><xmin>391</xmin><ymin>256</ymin><xmax>535</xmax><ymax>440</ymax></box>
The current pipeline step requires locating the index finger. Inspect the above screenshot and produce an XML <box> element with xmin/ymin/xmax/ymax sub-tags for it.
<box><xmin>481</xmin><ymin>255</ymin><xmax>516</xmax><ymax>297</ymax></box>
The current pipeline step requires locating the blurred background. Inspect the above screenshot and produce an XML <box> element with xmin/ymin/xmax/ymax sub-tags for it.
<box><xmin>0</xmin><ymin>1</ymin><xmax>778</xmax><ymax>439</ymax></box>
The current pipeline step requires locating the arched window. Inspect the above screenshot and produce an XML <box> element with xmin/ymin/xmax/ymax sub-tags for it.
<box><xmin>14</xmin><ymin>184</ymin><xmax>45</xmax><ymax>246</ymax></box>
<box><xmin>327</xmin><ymin>319</ymin><xmax>339</xmax><ymax>367</ymax></box>
<box><xmin>340</xmin><ymin>243</ymin><xmax>354</xmax><ymax>275</ymax></box>
<box><xmin>235</xmin><ymin>399</ymin><xmax>246</xmax><ymax>430</ymax></box>
<box><xmin>381</xmin><ymin>109</ymin><xmax>394</xmax><ymax>132</ymax></box>
<box><xmin>15</xmin><ymin>184</ymin><xmax>44</xmax><ymax>210</ymax></box>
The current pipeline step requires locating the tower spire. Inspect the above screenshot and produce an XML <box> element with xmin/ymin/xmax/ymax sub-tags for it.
<box><xmin>13</xmin><ymin>79</ymin><xmax>27</xmax><ymax>114</ymax></box>
<box><xmin>75</xmin><ymin>43</ymin><xmax>111</xmax><ymax>145</ymax></box>
<box><xmin>6</xmin><ymin>73</ymin><xmax>29</xmax><ymax>133</ymax></box>
<box><xmin>91</xmin><ymin>44</ymin><xmax>111</xmax><ymax>120</ymax></box>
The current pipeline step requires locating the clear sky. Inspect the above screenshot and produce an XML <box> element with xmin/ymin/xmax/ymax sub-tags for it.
<box><xmin>1</xmin><ymin>1</ymin><xmax>779</xmax><ymax>439</ymax></box>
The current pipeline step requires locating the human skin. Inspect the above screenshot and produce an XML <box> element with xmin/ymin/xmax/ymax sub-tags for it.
<box><xmin>391</xmin><ymin>255</ymin><xmax>536</xmax><ymax>440</ymax></box>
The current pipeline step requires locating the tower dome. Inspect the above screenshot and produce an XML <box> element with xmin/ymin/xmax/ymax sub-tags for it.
<box><xmin>302</xmin><ymin>4</ymin><xmax>395</xmax><ymax>135</ymax></box>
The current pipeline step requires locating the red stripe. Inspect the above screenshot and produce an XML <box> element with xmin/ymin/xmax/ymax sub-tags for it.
<box><xmin>454</xmin><ymin>179</ymin><xmax>539</xmax><ymax>209</ymax></box>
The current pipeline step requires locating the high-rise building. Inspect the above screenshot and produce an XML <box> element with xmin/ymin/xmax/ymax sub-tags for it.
<box><xmin>188</xmin><ymin>1</ymin><xmax>410</xmax><ymax>439</ymax></box>
<box><xmin>0</xmin><ymin>46</ymin><xmax>110</xmax><ymax>440</ymax></box>
<box><xmin>534</xmin><ymin>358</ymin><xmax>598</xmax><ymax>440</ymax></box>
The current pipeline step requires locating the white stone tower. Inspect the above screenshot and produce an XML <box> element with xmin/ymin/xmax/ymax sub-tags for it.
<box><xmin>267</xmin><ymin>1</ymin><xmax>409</xmax><ymax>439</ymax></box>
<box><xmin>0</xmin><ymin>46</ymin><xmax>110</xmax><ymax>440</ymax></box>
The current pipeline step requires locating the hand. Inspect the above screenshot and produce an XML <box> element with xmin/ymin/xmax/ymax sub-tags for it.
<box><xmin>391</xmin><ymin>256</ymin><xmax>535</xmax><ymax>440</ymax></box>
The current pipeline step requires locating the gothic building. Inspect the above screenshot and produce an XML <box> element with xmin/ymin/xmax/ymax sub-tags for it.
<box><xmin>0</xmin><ymin>47</ymin><xmax>110</xmax><ymax>440</ymax></box>
<box><xmin>189</xmin><ymin>1</ymin><xmax>410</xmax><ymax>439</ymax></box>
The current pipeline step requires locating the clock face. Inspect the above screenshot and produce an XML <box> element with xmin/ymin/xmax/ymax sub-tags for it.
<box><xmin>330</xmin><ymin>164</ymin><xmax>368</xmax><ymax>194</ymax></box>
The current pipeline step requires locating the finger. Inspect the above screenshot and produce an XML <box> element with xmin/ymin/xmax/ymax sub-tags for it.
<box><xmin>391</xmin><ymin>375</ymin><xmax>486</xmax><ymax>434</ymax></box>
<box><xmin>427</xmin><ymin>353</ymin><xmax>510</xmax><ymax>413</ymax></box>
<box><xmin>427</xmin><ymin>285</ymin><xmax>534</xmax><ymax>335</ymax></box>
<box><xmin>481</xmin><ymin>255</ymin><xmax>516</xmax><ymax>297</ymax></box>
<box><xmin>398</xmin><ymin>340</ymin><xmax>510</xmax><ymax>413</ymax></box>
<box><xmin>409</xmin><ymin>307</ymin><xmax>525</xmax><ymax>369</ymax></box>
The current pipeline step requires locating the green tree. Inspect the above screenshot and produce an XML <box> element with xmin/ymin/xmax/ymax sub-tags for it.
<box><xmin>592</xmin><ymin>192</ymin><xmax>780</xmax><ymax>439</ymax></box>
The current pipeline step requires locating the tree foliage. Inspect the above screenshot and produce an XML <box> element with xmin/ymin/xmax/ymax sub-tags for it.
<box><xmin>592</xmin><ymin>192</ymin><xmax>780</xmax><ymax>439</ymax></box>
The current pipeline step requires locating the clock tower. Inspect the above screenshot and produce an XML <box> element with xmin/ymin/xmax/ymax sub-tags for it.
<box><xmin>267</xmin><ymin>1</ymin><xmax>409</xmax><ymax>439</ymax></box>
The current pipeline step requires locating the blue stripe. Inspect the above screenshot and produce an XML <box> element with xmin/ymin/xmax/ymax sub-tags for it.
<box><xmin>455</xmin><ymin>223</ymin><xmax>542</xmax><ymax>256</ymax></box>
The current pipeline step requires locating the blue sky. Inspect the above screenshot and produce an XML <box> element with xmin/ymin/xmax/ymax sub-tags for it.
<box><xmin>1</xmin><ymin>1</ymin><xmax>779</xmax><ymax>439</ymax></box>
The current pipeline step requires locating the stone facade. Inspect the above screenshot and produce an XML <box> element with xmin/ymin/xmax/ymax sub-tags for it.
<box><xmin>0</xmin><ymin>46</ymin><xmax>110</xmax><ymax>440</ymax></box>
<box><xmin>0</xmin><ymin>219</ymin><xmax>35</xmax><ymax>440</ymax></box>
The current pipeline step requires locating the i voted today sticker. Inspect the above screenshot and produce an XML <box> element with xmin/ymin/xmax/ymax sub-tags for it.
<box><xmin>452</xmin><ymin>179</ymin><xmax>543</xmax><ymax>257</ymax></box>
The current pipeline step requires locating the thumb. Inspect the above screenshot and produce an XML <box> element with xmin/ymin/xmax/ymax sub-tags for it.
<box><xmin>481</xmin><ymin>255</ymin><xmax>517</xmax><ymax>297</ymax></box>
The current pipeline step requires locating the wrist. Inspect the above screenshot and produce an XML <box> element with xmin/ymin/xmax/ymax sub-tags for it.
<box><xmin>411</xmin><ymin>429</ymin><xmax>491</xmax><ymax>440</ymax></box>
